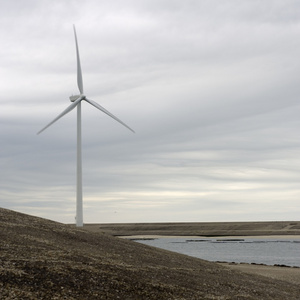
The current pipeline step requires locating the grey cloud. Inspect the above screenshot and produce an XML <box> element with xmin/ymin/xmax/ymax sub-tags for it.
<box><xmin>1</xmin><ymin>1</ymin><xmax>300</xmax><ymax>224</ymax></box>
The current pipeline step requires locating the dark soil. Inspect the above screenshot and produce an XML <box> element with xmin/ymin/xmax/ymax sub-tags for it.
<box><xmin>1</xmin><ymin>208</ymin><xmax>299</xmax><ymax>299</ymax></box>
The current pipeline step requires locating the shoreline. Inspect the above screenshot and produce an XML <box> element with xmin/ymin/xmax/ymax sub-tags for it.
<box><xmin>119</xmin><ymin>235</ymin><xmax>300</xmax><ymax>270</ymax></box>
<box><xmin>119</xmin><ymin>234</ymin><xmax>300</xmax><ymax>239</ymax></box>
<box><xmin>122</xmin><ymin>235</ymin><xmax>300</xmax><ymax>277</ymax></box>
<box><xmin>81</xmin><ymin>222</ymin><xmax>300</xmax><ymax>285</ymax></box>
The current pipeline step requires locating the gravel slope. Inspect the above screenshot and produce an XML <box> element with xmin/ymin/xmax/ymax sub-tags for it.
<box><xmin>1</xmin><ymin>208</ymin><xmax>299</xmax><ymax>299</ymax></box>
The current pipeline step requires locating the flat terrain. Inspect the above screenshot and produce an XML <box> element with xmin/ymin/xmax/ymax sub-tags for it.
<box><xmin>1</xmin><ymin>209</ymin><xmax>300</xmax><ymax>299</ymax></box>
<box><xmin>81</xmin><ymin>221</ymin><xmax>300</xmax><ymax>236</ymax></box>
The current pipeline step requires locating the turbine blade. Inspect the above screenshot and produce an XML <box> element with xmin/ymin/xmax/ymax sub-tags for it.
<box><xmin>37</xmin><ymin>98</ymin><xmax>81</xmax><ymax>135</ymax></box>
<box><xmin>73</xmin><ymin>25</ymin><xmax>83</xmax><ymax>94</ymax></box>
<box><xmin>85</xmin><ymin>98</ymin><xmax>135</xmax><ymax>133</ymax></box>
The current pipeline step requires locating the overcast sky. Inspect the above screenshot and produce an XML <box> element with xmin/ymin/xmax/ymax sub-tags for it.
<box><xmin>1</xmin><ymin>0</ymin><xmax>300</xmax><ymax>224</ymax></box>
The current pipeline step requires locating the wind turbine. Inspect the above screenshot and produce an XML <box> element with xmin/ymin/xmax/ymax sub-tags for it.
<box><xmin>37</xmin><ymin>25</ymin><xmax>134</xmax><ymax>227</ymax></box>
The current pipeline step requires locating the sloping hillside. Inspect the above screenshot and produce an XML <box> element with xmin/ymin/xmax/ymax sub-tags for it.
<box><xmin>0</xmin><ymin>208</ymin><xmax>299</xmax><ymax>299</ymax></box>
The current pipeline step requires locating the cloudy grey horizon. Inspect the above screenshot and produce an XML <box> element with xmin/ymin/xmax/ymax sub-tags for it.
<box><xmin>1</xmin><ymin>0</ymin><xmax>300</xmax><ymax>224</ymax></box>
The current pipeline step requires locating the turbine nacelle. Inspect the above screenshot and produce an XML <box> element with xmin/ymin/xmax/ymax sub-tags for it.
<box><xmin>69</xmin><ymin>94</ymin><xmax>84</xmax><ymax>102</ymax></box>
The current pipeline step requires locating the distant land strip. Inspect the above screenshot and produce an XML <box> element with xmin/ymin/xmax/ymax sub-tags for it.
<box><xmin>78</xmin><ymin>221</ymin><xmax>300</xmax><ymax>236</ymax></box>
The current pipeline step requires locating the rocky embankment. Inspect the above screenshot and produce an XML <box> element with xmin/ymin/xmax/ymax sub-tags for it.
<box><xmin>1</xmin><ymin>208</ymin><xmax>299</xmax><ymax>299</ymax></box>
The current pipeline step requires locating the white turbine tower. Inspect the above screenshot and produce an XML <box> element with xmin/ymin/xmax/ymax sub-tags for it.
<box><xmin>38</xmin><ymin>25</ymin><xmax>134</xmax><ymax>227</ymax></box>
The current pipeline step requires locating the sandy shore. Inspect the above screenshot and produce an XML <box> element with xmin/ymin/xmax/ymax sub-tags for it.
<box><xmin>220</xmin><ymin>262</ymin><xmax>300</xmax><ymax>285</ymax></box>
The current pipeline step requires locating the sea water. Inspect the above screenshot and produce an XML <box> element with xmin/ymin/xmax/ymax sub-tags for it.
<box><xmin>135</xmin><ymin>237</ymin><xmax>300</xmax><ymax>267</ymax></box>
